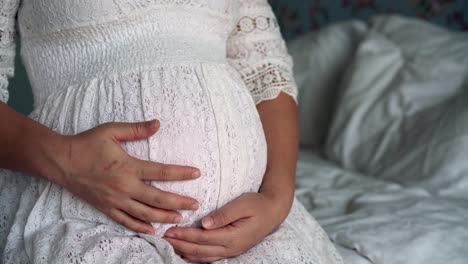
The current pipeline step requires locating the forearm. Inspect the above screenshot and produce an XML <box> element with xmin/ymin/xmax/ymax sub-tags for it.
<box><xmin>0</xmin><ymin>102</ymin><xmax>64</xmax><ymax>180</ymax></box>
<box><xmin>256</xmin><ymin>92</ymin><xmax>299</xmax><ymax>217</ymax></box>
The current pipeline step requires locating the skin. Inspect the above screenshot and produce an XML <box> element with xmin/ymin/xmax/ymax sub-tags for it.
<box><xmin>163</xmin><ymin>92</ymin><xmax>299</xmax><ymax>262</ymax></box>
<box><xmin>0</xmin><ymin>101</ymin><xmax>200</xmax><ymax>235</ymax></box>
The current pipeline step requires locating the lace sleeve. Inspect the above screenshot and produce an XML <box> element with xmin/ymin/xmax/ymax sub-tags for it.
<box><xmin>227</xmin><ymin>0</ymin><xmax>297</xmax><ymax>105</ymax></box>
<box><xmin>0</xmin><ymin>0</ymin><xmax>20</xmax><ymax>103</ymax></box>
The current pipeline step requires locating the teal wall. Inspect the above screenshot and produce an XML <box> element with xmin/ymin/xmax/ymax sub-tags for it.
<box><xmin>7</xmin><ymin>43</ymin><xmax>33</xmax><ymax>115</ymax></box>
<box><xmin>270</xmin><ymin>0</ymin><xmax>468</xmax><ymax>40</ymax></box>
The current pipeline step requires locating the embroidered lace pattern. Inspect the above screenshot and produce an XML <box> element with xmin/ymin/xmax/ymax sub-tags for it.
<box><xmin>227</xmin><ymin>0</ymin><xmax>298</xmax><ymax>104</ymax></box>
<box><xmin>0</xmin><ymin>1</ymin><xmax>342</xmax><ymax>263</ymax></box>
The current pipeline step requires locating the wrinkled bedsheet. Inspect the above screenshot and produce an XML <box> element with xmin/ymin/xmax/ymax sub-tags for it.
<box><xmin>296</xmin><ymin>150</ymin><xmax>468</xmax><ymax>264</ymax></box>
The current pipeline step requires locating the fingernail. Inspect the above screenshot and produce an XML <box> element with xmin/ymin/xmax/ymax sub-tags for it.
<box><xmin>146</xmin><ymin>228</ymin><xmax>156</xmax><ymax>235</ymax></box>
<box><xmin>202</xmin><ymin>217</ymin><xmax>214</xmax><ymax>228</ymax></box>
<box><xmin>190</xmin><ymin>202</ymin><xmax>199</xmax><ymax>210</ymax></box>
<box><xmin>174</xmin><ymin>215</ymin><xmax>183</xmax><ymax>223</ymax></box>
<box><xmin>191</xmin><ymin>170</ymin><xmax>201</xmax><ymax>179</ymax></box>
<box><xmin>147</xmin><ymin>120</ymin><xmax>157</xmax><ymax>130</ymax></box>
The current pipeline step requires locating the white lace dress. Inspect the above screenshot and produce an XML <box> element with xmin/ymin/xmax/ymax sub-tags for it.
<box><xmin>0</xmin><ymin>0</ymin><xmax>343</xmax><ymax>263</ymax></box>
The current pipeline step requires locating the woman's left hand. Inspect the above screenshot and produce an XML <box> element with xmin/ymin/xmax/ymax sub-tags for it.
<box><xmin>163</xmin><ymin>192</ymin><xmax>289</xmax><ymax>263</ymax></box>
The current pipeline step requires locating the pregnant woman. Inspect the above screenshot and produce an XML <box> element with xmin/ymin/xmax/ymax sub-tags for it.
<box><xmin>0</xmin><ymin>0</ymin><xmax>342</xmax><ymax>263</ymax></box>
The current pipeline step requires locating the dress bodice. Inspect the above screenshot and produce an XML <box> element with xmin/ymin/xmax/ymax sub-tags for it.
<box><xmin>0</xmin><ymin>0</ymin><xmax>297</xmax><ymax>108</ymax></box>
<box><xmin>17</xmin><ymin>0</ymin><xmax>236</xmax><ymax>38</ymax></box>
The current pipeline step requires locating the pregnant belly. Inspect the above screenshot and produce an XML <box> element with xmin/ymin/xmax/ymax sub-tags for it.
<box><xmin>29</xmin><ymin>63</ymin><xmax>267</xmax><ymax>236</ymax></box>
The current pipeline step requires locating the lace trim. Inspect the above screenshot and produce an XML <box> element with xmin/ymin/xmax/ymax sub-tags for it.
<box><xmin>236</xmin><ymin>62</ymin><xmax>297</xmax><ymax>104</ymax></box>
<box><xmin>227</xmin><ymin>38</ymin><xmax>290</xmax><ymax>60</ymax></box>
<box><xmin>232</xmin><ymin>15</ymin><xmax>279</xmax><ymax>35</ymax></box>
<box><xmin>0</xmin><ymin>75</ymin><xmax>8</xmax><ymax>103</ymax></box>
<box><xmin>0</xmin><ymin>52</ymin><xmax>14</xmax><ymax>67</ymax></box>
<box><xmin>0</xmin><ymin>50</ymin><xmax>16</xmax><ymax>103</ymax></box>
<box><xmin>113</xmin><ymin>0</ymin><xmax>232</xmax><ymax>15</ymax></box>
<box><xmin>0</xmin><ymin>0</ymin><xmax>20</xmax><ymax>17</ymax></box>
<box><xmin>227</xmin><ymin>0</ymin><xmax>298</xmax><ymax>104</ymax></box>
<box><xmin>255</xmin><ymin>86</ymin><xmax>297</xmax><ymax>105</ymax></box>
<box><xmin>0</xmin><ymin>0</ymin><xmax>18</xmax><ymax>46</ymax></box>
<box><xmin>0</xmin><ymin>0</ymin><xmax>19</xmax><ymax>103</ymax></box>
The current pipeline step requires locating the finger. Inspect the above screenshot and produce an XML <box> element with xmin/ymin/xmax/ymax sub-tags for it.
<box><xmin>133</xmin><ymin>184</ymin><xmax>199</xmax><ymax>211</ymax></box>
<box><xmin>164</xmin><ymin>237</ymin><xmax>227</xmax><ymax>259</ymax></box>
<box><xmin>201</xmin><ymin>196</ymin><xmax>251</xmax><ymax>229</ymax></box>
<box><xmin>108</xmin><ymin>119</ymin><xmax>160</xmax><ymax>142</ymax></box>
<box><xmin>181</xmin><ymin>254</ymin><xmax>223</xmax><ymax>263</ymax></box>
<box><xmin>164</xmin><ymin>227</ymin><xmax>228</xmax><ymax>245</ymax></box>
<box><xmin>109</xmin><ymin>209</ymin><xmax>155</xmax><ymax>235</ymax></box>
<box><xmin>122</xmin><ymin>199</ymin><xmax>183</xmax><ymax>224</ymax></box>
<box><xmin>136</xmin><ymin>160</ymin><xmax>201</xmax><ymax>182</ymax></box>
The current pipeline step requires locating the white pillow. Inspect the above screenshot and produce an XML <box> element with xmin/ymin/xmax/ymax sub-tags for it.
<box><xmin>325</xmin><ymin>15</ymin><xmax>468</xmax><ymax>193</ymax></box>
<box><xmin>287</xmin><ymin>21</ymin><xmax>368</xmax><ymax>148</ymax></box>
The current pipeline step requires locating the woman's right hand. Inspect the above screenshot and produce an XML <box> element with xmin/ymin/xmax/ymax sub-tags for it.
<box><xmin>52</xmin><ymin>120</ymin><xmax>200</xmax><ymax>235</ymax></box>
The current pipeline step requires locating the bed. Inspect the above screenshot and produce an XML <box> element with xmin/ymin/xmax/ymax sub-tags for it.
<box><xmin>290</xmin><ymin>15</ymin><xmax>468</xmax><ymax>264</ymax></box>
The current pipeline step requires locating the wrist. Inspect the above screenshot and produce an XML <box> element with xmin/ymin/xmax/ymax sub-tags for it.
<box><xmin>21</xmin><ymin>125</ymin><xmax>70</xmax><ymax>185</ymax></box>
<box><xmin>261</xmin><ymin>188</ymin><xmax>294</xmax><ymax>209</ymax></box>
<box><xmin>260</xmin><ymin>169</ymin><xmax>295</xmax><ymax>203</ymax></box>
<box><xmin>260</xmin><ymin>182</ymin><xmax>295</xmax><ymax>224</ymax></box>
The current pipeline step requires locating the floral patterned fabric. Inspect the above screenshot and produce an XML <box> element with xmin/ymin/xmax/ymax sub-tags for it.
<box><xmin>270</xmin><ymin>0</ymin><xmax>468</xmax><ymax>39</ymax></box>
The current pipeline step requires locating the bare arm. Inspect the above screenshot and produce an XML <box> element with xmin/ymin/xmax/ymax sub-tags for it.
<box><xmin>257</xmin><ymin>91</ymin><xmax>298</xmax><ymax>223</ymax></box>
<box><xmin>0</xmin><ymin>101</ymin><xmax>62</xmax><ymax>179</ymax></box>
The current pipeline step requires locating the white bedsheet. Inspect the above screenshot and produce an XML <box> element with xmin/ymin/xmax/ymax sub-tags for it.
<box><xmin>295</xmin><ymin>15</ymin><xmax>468</xmax><ymax>264</ymax></box>
<box><xmin>296</xmin><ymin>150</ymin><xmax>468</xmax><ymax>264</ymax></box>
